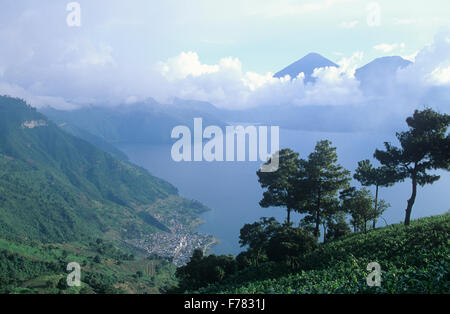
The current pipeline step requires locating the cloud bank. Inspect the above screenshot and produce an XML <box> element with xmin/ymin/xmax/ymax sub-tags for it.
<box><xmin>153</xmin><ymin>50</ymin><xmax>365</xmax><ymax>109</ymax></box>
<box><xmin>148</xmin><ymin>34</ymin><xmax>449</xmax><ymax>113</ymax></box>
<box><xmin>0</xmin><ymin>2</ymin><xmax>448</xmax><ymax>115</ymax></box>
<box><xmin>373</xmin><ymin>42</ymin><xmax>405</xmax><ymax>53</ymax></box>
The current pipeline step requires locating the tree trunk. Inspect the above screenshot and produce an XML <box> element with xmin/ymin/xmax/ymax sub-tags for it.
<box><xmin>314</xmin><ymin>186</ymin><xmax>321</xmax><ymax>238</ymax></box>
<box><xmin>314</xmin><ymin>193</ymin><xmax>320</xmax><ymax>239</ymax></box>
<box><xmin>404</xmin><ymin>173</ymin><xmax>417</xmax><ymax>226</ymax></box>
<box><xmin>314</xmin><ymin>209</ymin><xmax>320</xmax><ymax>238</ymax></box>
<box><xmin>286</xmin><ymin>207</ymin><xmax>291</xmax><ymax>224</ymax></box>
<box><xmin>373</xmin><ymin>184</ymin><xmax>379</xmax><ymax>229</ymax></box>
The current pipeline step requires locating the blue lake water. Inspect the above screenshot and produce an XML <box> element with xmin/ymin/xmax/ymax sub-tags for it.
<box><xmin>117</xmin><ymin>128</ymin><xmax>450</xmax><ymax>256</ymax></box>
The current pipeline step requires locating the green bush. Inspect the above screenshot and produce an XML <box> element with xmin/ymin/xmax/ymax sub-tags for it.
<box><xmin>193</xmin><ymin>214</ymin><xmax>449</xmax><ymax>294</ymax></box>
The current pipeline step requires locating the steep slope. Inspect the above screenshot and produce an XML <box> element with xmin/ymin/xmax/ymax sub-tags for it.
<box><xmin>0</xmin><ymin>96</ymin><xmax>208</xmax><ymax>243</ymax></box>
<box><xmin>355</xmin><ymin>56</ymin><xmax>412</xmax><ymax>81</ymax></box>
<box><xmin>56</xmin><ymin>122</ymin><xmax>129</xmax><ymax>161</ymax></box>
<box><xmin>41</xmin><ymin>98</ymin><xmax>226</xmax><ymax>145</ymax></box>
<box><xmin>355</xmin><ymin>56</ymin><xmax>412</xmax><ymax>94</ymax></box>
<box><xmin>0</xmin><ymin>237</ymin><xmax>177</xmax><ymax>294</ymax></box>
<box><xmin>274</xmin><ymin>53</ymin><xmax>339</xmax><ymax>83</ymax></box>
<box><xmin>193</xmin><ymin>214</ymin><xmax>449</xmax><ymax>294</ymax></box>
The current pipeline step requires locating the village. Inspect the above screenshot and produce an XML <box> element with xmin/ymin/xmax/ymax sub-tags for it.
<box><xmin>130</xmin><ymin>229</ymin><xmax>216</xmax><ymax>266</ymax></box>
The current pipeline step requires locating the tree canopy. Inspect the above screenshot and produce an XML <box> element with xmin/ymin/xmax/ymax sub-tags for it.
<box><xmin>354</xmin><ymin>159</ymin><xmax>396</xmax><ymax>228</ymax></box>
<box><xmin>374</xmin><ymin>108</ymin><xmax>450</xmax><ymax>225</ymax></box>
<box><xmin>296</xmin><ymin>140</ymin><xmax>351</xmax><ymax>238</ymax></box>
<box><xmin>257</xmin><ymin>149</ymin><xmax>300</xmax><ymax>224</ymax></box>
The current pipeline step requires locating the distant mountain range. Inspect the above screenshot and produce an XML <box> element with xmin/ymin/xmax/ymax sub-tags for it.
<box><xmin>274</xmin><ymin>52</ymin><xmax>412</xmax><ymax>88</ymax></box>
<box><xmin>355</xmin><ymin>55</ymin><xmax>412</xmax><ymax>81</ymax></box>
<box><xmin>355</xmin><ymin>56</ymin><xmax>412</xmax><ymax>95</ymax></box>
<box><xmin>0</xmin><ymin>96</ymin><xmax>208</xmax><ymax>243</ymax></box>
<box><xmin>274</xmin><ymin>52</ymin><xmax>339</xmax><ymax>83</ymax></box>
<box><xmin>41</xmin><ymin>98</ymin><xmax>225</xmax><ymax>145</ymax></box>
<box><xmin>232</xmin><ymin>53</ymin><xmax>414</xmax><ymax>131</ymax></box>
<box><xmin>38</xmin><ymin>53</ymin><xmax>415</xmax><ymax>142</ymax></box>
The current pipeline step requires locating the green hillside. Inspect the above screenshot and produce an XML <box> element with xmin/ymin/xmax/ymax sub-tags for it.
<box><xmin>0</xmin><ymin>237</ymin><xmax>177</xmax><ymax>294</ymax></box>
<box><xmin>40</xmin><ymin>99</ymin><xmax>225</xmax><ymax>145</ymax></box>
<box><xmin>54</xmin><ymin>122</ymin><xmax>129</xmax><ymax>161</ymax></box>
<box><xmin>191</xmin><ymin>214</ymin><xmax>449</xmax><ymax>294</ymax></box>
<box><xmin>0</xmin><ymin>95</ymin><xmax>208</xmax><ymax>243</ymax></box>
<box><xmin>0</xmin><ymin>95</ymin><xmax>215</xmax><ymax>293</ymax></box>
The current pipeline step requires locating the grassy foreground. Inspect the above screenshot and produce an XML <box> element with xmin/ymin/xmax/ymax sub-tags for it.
<box><xmin>0</xmin><ymin>237</ymin><xmax>177</xmax><ymax>294</ymax></box>
<box><xmin>192</xmin><ymin>213</ymin><xmax>449</xmax><ymax>294</ymax></box>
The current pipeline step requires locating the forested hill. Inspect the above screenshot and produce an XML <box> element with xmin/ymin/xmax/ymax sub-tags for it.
<box><xmin>187</xmin><ymin>213</ymin><xmax>449</xmax><ymax>294</ymax></box>
<box><xmin>0</xmin><ymin>96</ymin><xmax>207</xmax><ymax>243</ymax></box>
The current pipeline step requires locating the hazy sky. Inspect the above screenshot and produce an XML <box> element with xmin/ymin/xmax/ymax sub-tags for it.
<box><xmin>0</xmin><ymin>0</ymin><xmax>449</xmax><ymax>109</ymax></box>
<box><xmin>3</xmin><ymin>0</ymin><xmax>447</xmax><ymax>69</ymax></box>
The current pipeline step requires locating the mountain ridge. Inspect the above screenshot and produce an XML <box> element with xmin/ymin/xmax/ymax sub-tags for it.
<box><xmin>355</xmin><ymin>55</ymin><xmax>412</xmax><ymax>93</ymax></box>
<box><xmin>274</xmin><ymin>52</ymin><xmax>339</xmax><ymax>83</ymax></box>
<box><xmin>41</xmin><ymin>99</ymin><xmax>226</xmax><ymax>145</ymax></box>
<box><xmin>0</xmin><ymin>95</ymin><xmax>209</xmax><ymax>244</ymax></box>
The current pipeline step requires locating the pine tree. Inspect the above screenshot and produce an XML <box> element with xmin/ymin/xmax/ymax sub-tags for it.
<box><xmin>340</xmin><ymin>188</ymin><xmax>387</xmax><ymax>233</ymax></box>
<box><xmin>257</xmin><ymin>149</ymin><xmax>300</xmax><ymax>224</ymax></box>
<box><xmin>297</xmin><ymin>141</ymin><xmax>351</xmax><ymax>238</ymax></box>
<box><xmin>354</xmin><ymin>159</ymin><xmax>396</xmax><ymax>228</ymax></box>
<box><xmin>375</xmin><ymin>109</ymin><xmax>450</xmax><ymax>225</ymax></box>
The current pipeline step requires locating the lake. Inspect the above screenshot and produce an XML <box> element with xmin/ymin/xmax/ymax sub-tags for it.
<box><xmin>117</xmin><ymin>128</ymin><xmax>450</xmax><ymax>256</ymax></box>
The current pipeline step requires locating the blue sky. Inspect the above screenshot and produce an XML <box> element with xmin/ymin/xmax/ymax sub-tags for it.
<box><xmin>4</xmin><ymin>0</ymin><xmax>448</xmax><ymax>70</ymax></box>
<box><xmin>79</xmin><ymin>0</ymin><xmax>450</xmax><ymax>71</ymax></box>
<box><xmin>0</xmin><ymin>0</ymin><xmax>449</xmax><ymax>109</ymax></box>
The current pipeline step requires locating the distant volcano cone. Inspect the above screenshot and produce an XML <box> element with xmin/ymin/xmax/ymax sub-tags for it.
<box><xmin>274</xmin><ymin>52</ymin><xmax>339</xmax><ymax>83</ymax></box>
<box><xmin>355</xmin><ymin>56</ymin><xmax>412</xmax><ymax>93</ymax></box>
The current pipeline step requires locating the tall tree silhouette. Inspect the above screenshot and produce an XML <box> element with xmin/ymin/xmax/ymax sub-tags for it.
<box><xmin>340</xmin><ymin>187</ymin><xmax>388</xmax><ymax>233</ymax></box>
<box><xmin>239</xmin><ymin>217</ymin><xmax>280</xmax><ymax>267</ymax></box>
<box><xmin>297</xmin><ymin>141</ymin><xmax>351</xmax><ymax>238</ymax></box>
<box><xmin>257</xmin><ymin>149</ymin><xmax>300</xmax><ymax>224</ymax></box>
<box><xmin>374</xmin><ymin>109</ymin><xmax>450</xmax><ymax>225</ymax></box>
<box><xmin>354</xmin><ymin>160</ymin><xmax>396</xmax><ymax>228</ymax></box>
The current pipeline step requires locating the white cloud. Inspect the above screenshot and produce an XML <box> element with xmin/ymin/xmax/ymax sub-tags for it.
<box><xmin>394</xmin><ymin>31</ymin><xmax>450</xmax><ymax>107</ymax></box>
<box><xmin>393</xmin><ymin>18</ymin><xmax>418</xmax><ymax>25</ymax></box>
<box><xmin>201</xmin><ymin>39</ymin><xmax>236</xmax><ymax>46</ymax></box>
<box><xmin>157</xmin><ymin>52</ymin><xmax>220</xmax><ymax>81</ymax></box>
<box><xmin>0</xmin><ymin>81</ymin><xmax>77</xmax><ymax>109</ymax></box>
<box><xmin>65</xmin><ymin>44</ymin><xmax>116</xmax><ymax>69</ymax></box>
<box><xmin>373</xmin><ymin>42</ymin><xmax>405</xmax><ymax>53</ymax></box>
<box><xmin>247</xmin><ymin>0</ymin><xmax>356</xmax><ymax>18</ymax></box>
<box><xmin>402</xmin><ymin>50</ymin><xmax>420</xmax><ymax>62</ymax></box>
<box><xmin>153</xmin><ymin>51</ymin><xmax>365</xmax><ymax>109</ymax></box>
<box><xmin>339</xmin><ymin>20</ymin><xmax>359</xmax><ymax>29</ymax></box>
<box><xmin>149</xmin><ymin>34</ymin><xmax>450</xmax><ymax>112</ymax></box>
<box><xmin>0</xmin><ymin>0</ymin><xmax>448</xmax><ymax>117</ymax></box>
<box><xmin>429</xmin><ymin>66</ymin><xmax>450</xmax><ymax>85</ymax></box>
<box><xmin>297</xmin><ymin>66</ymin><xmax>363</xmax><ymax>106</ymax></box>
<box><xmin>2</xmin><ymin>31</ymin><xmax>449</xmax><ymax>113</ymax></box>
<box><xmin>337</xmin><ymin>51</ymin><xmax>364</xmax><ymax>73</ymax></box>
